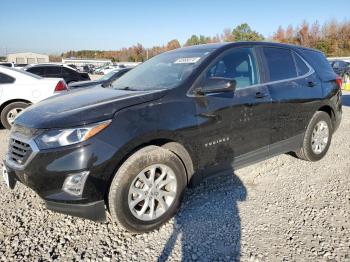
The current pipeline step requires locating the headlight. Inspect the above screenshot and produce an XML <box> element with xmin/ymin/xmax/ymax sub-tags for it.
<box><xmin>35</xmin><ymin>120</ymin><xmax>111</xmax><ymax>149</ymax></box>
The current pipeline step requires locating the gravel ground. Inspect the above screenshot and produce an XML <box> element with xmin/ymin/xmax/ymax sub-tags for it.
<box><xmin>0</xmin><ymin>92</ymin><xmax>350</xmax><ymax>261</ymax></box>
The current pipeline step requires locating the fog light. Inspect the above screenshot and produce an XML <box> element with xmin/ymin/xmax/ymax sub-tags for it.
<box><xmin>62</xmin><ymin>171</ymin><xmax>89</xmax><ymax>197</ymax></box>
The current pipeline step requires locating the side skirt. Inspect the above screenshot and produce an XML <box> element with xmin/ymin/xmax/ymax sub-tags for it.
<box><xmin>190</xmin><ymin>133</ymin><xmax>304</xmax><ymax>186</ymax></box>
<box><xmin>233</xmin><ymin>133</ymin><xmax>304</xmax><ymax>170</ymax></box>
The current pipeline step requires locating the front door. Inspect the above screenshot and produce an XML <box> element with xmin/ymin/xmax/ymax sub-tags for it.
<box><xmin>193</xmin><ymin>47</ymin><xmax>271</xmax><ymax>170</ymax></box>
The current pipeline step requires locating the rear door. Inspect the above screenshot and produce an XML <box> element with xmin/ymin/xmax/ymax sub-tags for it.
<box><xmin>261</xmin><ymin>46</ymin><xmax>323</xmax><ymax>148</ymax></box>
<box><xmin>193</xmin><ymin>47</ymin><xmax>271</xmax><ymax>169</ymax></box>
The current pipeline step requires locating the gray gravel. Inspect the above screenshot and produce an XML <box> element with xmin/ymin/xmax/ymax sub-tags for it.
<box><xmin>1</xmin><ymin>92</ymin><xmax>350</xmax><ymax>261</ymax></box>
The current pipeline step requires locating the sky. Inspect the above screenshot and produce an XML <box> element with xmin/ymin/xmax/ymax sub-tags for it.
<box><xmin>0</xmin><ymin>0</ymin><xmax>349</xmax><ymax>55</ymax></box>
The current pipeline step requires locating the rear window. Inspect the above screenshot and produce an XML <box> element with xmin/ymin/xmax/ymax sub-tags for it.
<box><xmin>302</xmin><ymin>49</ymin><xmax>336</xmax><ymax>81</ymax></box>
<box><xmin>62</xmin><ymin>67</ymin><xmax>75</xmax><ymax>77</ymax></box>
<box><xmin>263</xmin><ymin>47</ymin><xmax>297</xmax><ymax>81</ymax></box>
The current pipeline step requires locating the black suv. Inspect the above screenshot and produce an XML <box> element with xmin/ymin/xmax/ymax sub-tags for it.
<box><xmin>2</xmin><ymin>42</ymin><xmax>342</xmax><ymax>232</ymax></box>
<box><xmin>25</xmin><ymin>64</ymin><xmax>90</xmax><ymax>84</ymax></box>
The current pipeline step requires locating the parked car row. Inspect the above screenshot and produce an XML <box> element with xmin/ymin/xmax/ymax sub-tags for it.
<box><xmin>0</xmin><ymin>66</ymin><xmax>68</xmax><ymax>129</ymax></box>
<box><xmin>0</xmin><ymin>63</ymin><xmax>134</xmax><ymax>129</ymax></box>
<box><xmin>93</xmin><ymin>64</ymin><xmax>131</xmax><ymax>75</ymax></box>
<box><xmin>24</xmin><ymin>64</ymin><xmax>90</xmax><ymax>84</ymax></box>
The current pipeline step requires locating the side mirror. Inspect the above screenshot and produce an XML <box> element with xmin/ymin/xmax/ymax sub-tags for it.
<box><xmin>195</xmin><ymin>77</ymin><xmax>236</xmax><ymax>95</ymax></box>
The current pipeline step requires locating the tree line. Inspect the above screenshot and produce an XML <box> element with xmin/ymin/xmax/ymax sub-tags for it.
<box><xmin>273</xmin><ymin>20</ymin><xmax>350</xmax><ymax>57</ymax></box>
<box><xmin>54</xmin><ymin>19</ymin><xmax>350</xmax><ymax>62</ymax></box>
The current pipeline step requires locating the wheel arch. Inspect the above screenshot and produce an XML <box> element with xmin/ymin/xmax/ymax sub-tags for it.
<box><xmin>0</xmin><ymin>99</ymin><xmax>32</xmax><ymax>114</ymax></box>
<box><xmin>104</xmin><ymin>136</ymin><xmax>195</xmax><ymax>208</ymax></box>
<box><xmin>317</xmin><ymin>105</ymin><xmax>335</xmax><ymax>127</ymax></box>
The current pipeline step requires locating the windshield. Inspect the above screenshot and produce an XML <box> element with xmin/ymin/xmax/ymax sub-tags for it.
<box><xmin>112</xmin><ymin>48</ymin><xmax>213</xmax><ymax>91</ymax></box>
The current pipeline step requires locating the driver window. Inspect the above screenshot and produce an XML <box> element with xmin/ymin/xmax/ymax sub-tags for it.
<box><xmin>204</xmin><ymin>47</ymin><xmax>259</xmax><ymax>90</ymax></box>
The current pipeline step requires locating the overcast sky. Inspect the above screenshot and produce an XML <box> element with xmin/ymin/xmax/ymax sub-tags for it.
<box><xmin>0</xmin><ymin>0</ymin><xmax>349</xmax><ymax>55</ymax></box>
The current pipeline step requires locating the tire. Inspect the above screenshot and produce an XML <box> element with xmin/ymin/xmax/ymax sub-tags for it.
<box><xmin>0</xmin><ymin>102</ymin><xmax>30</xmax><ymax>130</ymax></box>
<box><xmin>295</xmin><ymin>111</ymin><xmax>333</xmax><ymax>162</ymax></box>
<box><xmin>108</xmin><ymin>146</ymin><xmax>187</xmax><ymax>233</ymax></box>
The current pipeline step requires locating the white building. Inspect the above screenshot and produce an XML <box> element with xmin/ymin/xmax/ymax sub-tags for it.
<box><xmin>7</xmin><ymin>52</ymin><xmax>49</xmax><ymax>64</ymax></box>
<box><xmin>62</xmin><ymin>58</ymin><xmax>111</xmax><ymax>67</ymax></box>
<box><xmin>328</xmin><ymin>57</ymin><xmax>350</xmax><ymax>63</ymax></box>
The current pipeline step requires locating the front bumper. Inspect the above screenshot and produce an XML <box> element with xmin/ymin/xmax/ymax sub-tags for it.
<box><xmin>45</xmin><ymin>200</ymin><xmax>106</xmax><ymax>221</ymax></box>
<box><xmin>3</xmin><ymin>134</ymin><xmax>119</xmax><ymax>222</ymax></box>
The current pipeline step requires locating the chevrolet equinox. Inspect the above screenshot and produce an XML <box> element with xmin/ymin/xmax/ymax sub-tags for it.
<box><xmin>2</xmin><ymin>42</ymin><xmax>342</xmax><ymax>232</ymax></box>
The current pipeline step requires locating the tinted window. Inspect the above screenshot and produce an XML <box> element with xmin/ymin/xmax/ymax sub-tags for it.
<box><xmin>45</xmin><ymin>66</ymin><xmax>61</xmax><ymax>76</ymax></box>
<box><xmin>204</xmin><ymin>47</ymin><xmax>259</xmax><ymax>89</ymax></box>
<box><xmin>0</xmin><ymin>63</ymin><xmax>12</xmax><ymax>67</ymax></box>
<box><xmin>293</xmin><ymin>53</ymin><xmax>310</xmax><ymax>76</ymax></box>
<box><xmin>27</xmin><ymin>67</ymin><xmax>44</xmax><ymax>75</ymax></box>
<box><xmin>263</xmin><ymin>47</ymin><xmax>297</xmax><ymax>81</ymax></box>
<box><xmin>62</xmin><ymin>67</ymin><xmax>75</xmax><ymax>77</ymax></box>
<box><xmin>302</xmin><ymin>50</ymin><xmax>335</xmax><ymax>81</ymax></box>
<box><xmin>0</xmin><ymin>72</ymin><xmax>15</xmax><ymax>84</ymax></box>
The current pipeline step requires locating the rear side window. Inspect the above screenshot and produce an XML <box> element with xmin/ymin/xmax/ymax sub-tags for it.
<box><xmin>302</xmin><ymin>50</ymin><xmax>335</xmax><ymax>81</ymax></box>
<box><xmin>28</xmin><ymin>67</ymin><xmax>44</xmax><ymax>75</ymax></box>
<box><xmin>45</xmin><ymin>66</ymin><xmax>61</xmax><ymax>76</ymax></box>
<box><xmin>293</xmin><ymin>53</ymin><xmax>310</xmax><ymax>76</ymax></box>
<box><xmin>0</xmin><ymin>72</ymin><xmax>15</xmax><ymax>84</ymax></box>
<box><xmin>263</xmin><ymin>47</ymin><xmax>297</xmax><ymax>81</ymax></box>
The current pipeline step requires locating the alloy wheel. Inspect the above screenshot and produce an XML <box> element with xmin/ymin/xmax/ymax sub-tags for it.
<box><xmin>311</xmin><ymin>120</ymin><xmax>329</xmax><ymax>154</ymax></box>
<box><xmin>6</xmin><ymin>108</ymin><xmax>23</xmax><ymax>126</ymax></box>
<box><xmin>128</xmin><ymin>164</ymin><xmax>177</xmax><ymax>221</ymax></box>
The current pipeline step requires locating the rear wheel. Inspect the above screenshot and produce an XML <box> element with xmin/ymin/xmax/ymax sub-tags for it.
<box><xmin>0</xmin><ymin>102</ymin><xmax>30</xmax><ymax>129</ymax></box>
<box><xmin>108</xmin><ymin>146</ymin><xmax>187</xmax><ymax>232</ymax></box>
<box><xmin>295</xmin><ymin>111</ymin><xmax>332</xmax><ymax>162</ymax></box>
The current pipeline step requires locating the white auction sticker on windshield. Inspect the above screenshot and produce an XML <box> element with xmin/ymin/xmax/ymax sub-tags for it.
<box><xmin>174</xmin><ymin>57</ymin><xmax>201</xmax><ymax>64</ymax></box>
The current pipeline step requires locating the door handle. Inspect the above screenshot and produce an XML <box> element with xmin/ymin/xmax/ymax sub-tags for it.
<box><xmin>308</xmin><ymin>81</ymin><xmax>316</xmax><ymax>87</ymax></box>
<box><xmin>255</xmin><ymin>92</ymin><xmax>268</xmax><ymax>99</ymax></box>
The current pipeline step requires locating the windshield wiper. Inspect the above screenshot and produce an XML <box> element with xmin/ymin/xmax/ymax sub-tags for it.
<box><xmin>116</xmin><ymin>86</ymin><xmax>139</xmax><ymax>91</ymax></box>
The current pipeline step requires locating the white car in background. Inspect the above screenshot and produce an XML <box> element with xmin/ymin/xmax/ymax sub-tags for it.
<box><xmin>0</xmin><ymin>66</ymin><xmax>68</xmax><ymax>129</ymax></box>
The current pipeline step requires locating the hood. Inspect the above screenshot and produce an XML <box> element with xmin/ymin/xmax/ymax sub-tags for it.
<box><xmin>15</xmin><ymin>87</ymin><xmax>167</xmax><ymax>129</ymax></box>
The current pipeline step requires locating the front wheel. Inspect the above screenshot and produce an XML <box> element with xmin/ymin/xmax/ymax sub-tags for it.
<box><xmin>295</xmin><ymin>111</ymin><xmax>333</xmax><ymax>162</ymax></box>
<box><xmin>0</xmin><ymin>102</ymin><xmax>30</xmax><ymax>129</ymax></box>
<box><xmin>108</xmin><ymin>146</ymin><xmax>187</xmax><ymax>233</ymax></box>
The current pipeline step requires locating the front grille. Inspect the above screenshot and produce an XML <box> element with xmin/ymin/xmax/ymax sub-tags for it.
<box><xmin>8</xmin><ymin>138</ymin><xmax>33</xmax><ymax>165</ymax></box>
